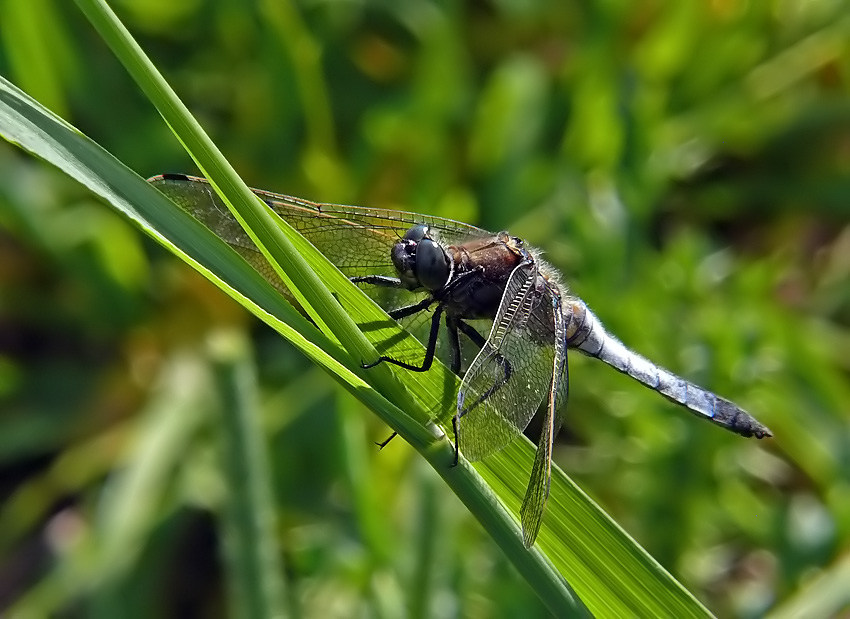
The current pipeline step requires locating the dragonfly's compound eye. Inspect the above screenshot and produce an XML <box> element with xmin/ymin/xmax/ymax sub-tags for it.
<box><xmin>415</xmin><ymin>239</ymin><xmax>449</xmax><ymax>291</ymax></box>
<box><xmin>403</xmin><ymin>224</ymin><xmax>429</xmax><ymax>242</ymax></box>
<box><xmin>391</xmin><ymin>240</ymin><xmax>420</xmax><ymax>289</ymax></box>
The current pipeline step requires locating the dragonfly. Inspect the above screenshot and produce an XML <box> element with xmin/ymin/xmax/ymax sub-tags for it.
<box><xmin>149</xmin><ymin>173</ymin><xmax>772</xmax><ymax>547</ymax></box>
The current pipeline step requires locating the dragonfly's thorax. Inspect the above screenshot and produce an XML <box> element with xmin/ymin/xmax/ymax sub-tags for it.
<box><xmin>441</xmin><ymin>232</ymin><xmax>526</xmax><ymax>320</ymax></box>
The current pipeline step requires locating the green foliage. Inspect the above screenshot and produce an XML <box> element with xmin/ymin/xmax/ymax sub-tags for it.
<box><xmin>2</xmin><ymin>0</ymin><xmax>849</xmax><ymax>617</ymax></box>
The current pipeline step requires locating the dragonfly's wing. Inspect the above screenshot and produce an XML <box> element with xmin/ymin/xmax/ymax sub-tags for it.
<box><xmin>519</xmin><ymin>291</ymin><xmax>568</xmax><ymax>547</ymax></box>
<box><xmin>456</xmin><ymin>261</ymin><xmax>560</xmax><ymax>462</ymax></box>
<box><xmin>150</xmin><ymin>174</ymin><xmax>489</xmax><ymax>264</ymax></box>
<box><xmin>149</xmin><ymin>174</ymin><xmax>492</xmax><ymax>363</ymax></box>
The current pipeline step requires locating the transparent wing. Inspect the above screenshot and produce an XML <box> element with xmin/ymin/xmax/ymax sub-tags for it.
<box><xmin>149</xmin><ymin>174</ymin><xmax>489</xmax><ymax>279</ymax></box>
<box><xmin>519</xmin><ymin>292</ymin><xmax>568</xmax><ymax>547</ymax></box>
<box><xmin>149</xmin><ymin>173</ymin><xmax>493</xmax><ymax>361</ymax></box>
<box><xmin>456</xmin><ymin>261</ymin><xmax>561</xmax><ymax>462</ymax></box>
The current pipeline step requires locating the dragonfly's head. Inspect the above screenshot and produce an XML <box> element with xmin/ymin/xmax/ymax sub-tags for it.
<box><xmin>392</xmin><ymin>224</ymin><xmax>450</xmax><ymax>292</ymax></box>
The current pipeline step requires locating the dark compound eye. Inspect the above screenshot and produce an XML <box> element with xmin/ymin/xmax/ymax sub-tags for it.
<box><xmin>404</xmin><ymin>224</ymin><xmax>429</xmax><ymax>242</ymax></box>
<box><xmin>415</xmin><ymin>238</ymin><xmax>449</xmax><ymax>291</ymax></box>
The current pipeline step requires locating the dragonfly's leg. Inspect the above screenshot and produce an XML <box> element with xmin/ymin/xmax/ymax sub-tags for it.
<box><xmin>456</xmin><ymin>319</ymin><xmax>486</xmax><ymax>349</ymax></box>
<box><xmin>388</xmin><ymin>296</ymin><xmax>434</xmax><ymax>320</ymax></box>
<box><xmin>444</xmin><ymin>319</ymin><xmax>465</xmax><ymax>465</ymax></box>
<box><xmin>457</xmin><ymin>320</ymin><xmax>512</xmax><ymax>389</ymax></box>
<box><xmin>362</xmin><ymin>304</ymin><xmax>444</xmax><ymax>371</ymax></box>
<box><xmin>451</xmin><ymin>415</ymin><xmax>460</xmax><ymax>467</ymax></box>
<box><xmin>447</xmin><ymin>319</ymin><xmax>513</xmax><ymax>467</ymax></box>
<box><xmin>380</xmin><ymin>267</ymin><xmax>482</xmax><ymax>374</ymax></box>
<box><xmin>458</xmin><ymin>363</ymin><xmax>514</xmax><ymax>420</ymax></box>
<box><xmin>352</xmin><ymin>273</ymin><xmax>433</xmax><ymax>319</ymax></box>
<box><xmin>375</xmin><ymin>432</ymin><xmax>397</xmax><ymax>449</ymax></box>
<box><xmin>442</xmin><ymin>265</ymin><xmax>485</xmax><ymax>295</ymax></box>
<box><xmin>374</xmin><ymin>301</ymin><xmax>443</xmax><ymax>451</ymax></box>
<box><xmin>445</xmin><ymin>315</ymin><xmax>462</xmax><ymax>375</ymax></box>
<box><xmin>350</xmin><ymin>275</ymin><xmax>403</xmax><ymax>288</ymax></box>
<box><xmin>455</xmin><ymin>320</ymin><xmax>513</xmax><ymax>418</ymax></box>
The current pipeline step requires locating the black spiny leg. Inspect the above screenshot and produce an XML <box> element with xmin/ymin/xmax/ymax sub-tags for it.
<box><xmin>444</xmin><ymin>319</ymin><xmax>485</xmax><ymax>465</ymax></box>
<box><xmin>375</xmin><ymin>433</ymin><xmax>396</xmax><ymax>449</ymax></box>
<box><xmin>456</xmin><ymin>319</ymin><xmax>487</xmax><ymax>350</ymax></box>
<box><xmin>362</xmin><ymin>304</ymin><xmax>444</xmax><ymax>372</ymax></box>
<box><xmin>445</xmin><ymin>315</ymin><xmax>462</xmax><ymax>375</ymax></box>
<box><xmin>367</xmin><ymin>300</ymin><xmax>442</xmax><ymax>448</ymax></box>
<box><xmin>361</xmin><ymin>286</ymin><xmax>432</xmax><ymax>449</ymax></box>
<box><xmin>388</xmin><ymin>296</ymin><xmax>434</xmax><ymax>320</ymax></box>
<box><xmin>350</xmin><ymin>275</ymin><xmax>403</xmax><ymax>288</ymax></box>
<box><xmin>456</xmin><ymin>319</ymin><xmax>512</xmax><ymax>407</ymax></box>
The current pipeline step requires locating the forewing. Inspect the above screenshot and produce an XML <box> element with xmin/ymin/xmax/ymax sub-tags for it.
<box><xmin>457</xmin><ymin>261</ymin><xmax>559</xmax><ymax>462</ymax></box>
<box><xmin>150</xmin><ymin>175</ymin><xmax>488</xmax><ymax>260</ymax></box>
<box><xmin>149</xmin><ymin>174</ymin><xmax>491</xmax><ymax>362</ymax></box>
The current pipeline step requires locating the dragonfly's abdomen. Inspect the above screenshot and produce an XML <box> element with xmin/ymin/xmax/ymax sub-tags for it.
<box><xmin>564</xmin><ymin>300</ymin><xmax>772</xmax><ymax>439</ymax></box>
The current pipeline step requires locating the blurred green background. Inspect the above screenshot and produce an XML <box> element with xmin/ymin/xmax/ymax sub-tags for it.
<box><xmin>2</xmin><ymin>0</ymin><xmax>850</xmax><ymax>617</ymax></box>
